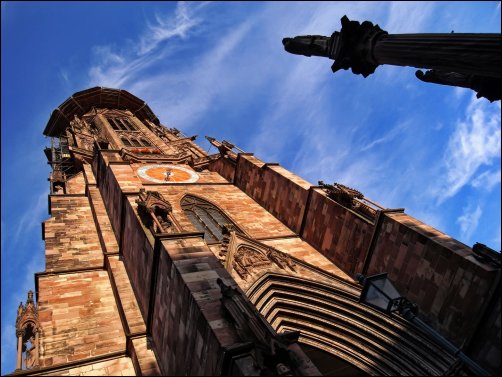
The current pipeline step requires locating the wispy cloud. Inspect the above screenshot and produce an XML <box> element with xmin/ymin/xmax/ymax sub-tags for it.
<box><xmin>11</xmin><ymin>190</ymin><xmax>48</xmax><ymax>249</ymax></box>
<box><xmin>1</xmin><ymin>324</ymin><xmax>16</xmax><ymax>373</ymax></box>
<box><xmin>1</xmin><ymin>254</ymin><xmax>44</xmax><ymax>375</ymax></box>
<box><xmin>456</xmin><ymin>204</ymin><xmax>482</xmax><ymax>242</ymax></box>
<box><xmin>471</xmin><ymin>169</ymin><xmax>501</xmax><ymax>191</ymax></box>
<box><xmin>138</xmin><ymin>1</ymin><xmax>202</xmax><ymax>55</ymax></box>
<box><xmin>360</xmin><ymin>121</ymin><xmax>410</xmax><ymax>152</ymax></box>
<box><xmin>434</xmin><ymin>96</ymin><xmax>501</xmax><ymax>203</ymax></box>
<box><xmin>384</xmin><ymin>1</ymin><xmax>435</xmax><ymax>33</ymax></box>
<box><xmin>88</xmin><ymin>1</ymin><xmax>204</xmax><ymax>88</ymax></box>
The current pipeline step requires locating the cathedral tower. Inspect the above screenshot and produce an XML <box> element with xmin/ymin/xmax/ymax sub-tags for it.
<box><xmin>10</xmin><ymin>87</ymin><xmax>500</xmax><ymax>376</ymax></box>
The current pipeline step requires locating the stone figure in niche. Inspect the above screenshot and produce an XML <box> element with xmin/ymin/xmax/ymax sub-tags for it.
<box><xmin>24</xmin><ymin>335</ymin><xmax>36</xmax><ymax>369</ymax></box>
<box><xmin>233</xmin><ymin>247</ymin><xmax>271</xmax><ymax>279</ymax></box>
<box><xmin>267</xmin><ymin>248</ymin><xmax>296</xmax><ymax>271</ymax></box>
<box><xmin>136</xmin><ymin>190</ymin><xmax>175</xmax><ymax>234</ymax></box>
<box><xmin>53</xmin><ymin>183</ymin><xmax>64</xmax><ymax>195</ymax></box>
<box><xmin>153</xmin><ymin>206</ymin><xmax>172</xmax><ymax>233</ymax></box>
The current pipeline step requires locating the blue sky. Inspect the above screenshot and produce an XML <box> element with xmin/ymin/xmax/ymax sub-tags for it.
<box><xmin>1</xmin><ymin>1</ymin><xmax>500</xmax><ymax>373</ymax></box>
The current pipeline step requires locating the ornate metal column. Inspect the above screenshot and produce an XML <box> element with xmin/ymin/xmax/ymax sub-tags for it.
<box><xmin>283</xmin><ymin>16</ymin><xmax>501</xmax><ymax>101</ymax></box>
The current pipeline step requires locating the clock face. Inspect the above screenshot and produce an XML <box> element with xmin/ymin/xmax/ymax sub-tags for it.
<box><xmin>137</xmin><ymin>164</ymin><xmax>199</xmax><ymax>184</ymax></box>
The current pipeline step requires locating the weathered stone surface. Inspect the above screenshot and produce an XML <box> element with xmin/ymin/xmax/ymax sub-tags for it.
<box><xmin>368</xmin><ymin>212</ymin><xmax>500</xmax><ymax>349</ymax></box>
<box><xmin>44</xmin><ymin>196</ymin><xmax>103</xmax><ymax>271</ymax></box>
<box><xmin>38</xmin><ymin>271</ymin><xmax>126</xmax><ymax>368</ymax></box>
<box><xmin>24</xmin><ymin>88</ymin><xmax>499</xmax><ymax>376</ymax></box>
<box><xmin>42</xmin><ymin>357</ymin><xmax>135</xmax><ymax>376</ymax></box>
<box><xmin>66</xmin><ymin>172</ymin><xmax>86</xmax><ymax>194</ymax></box>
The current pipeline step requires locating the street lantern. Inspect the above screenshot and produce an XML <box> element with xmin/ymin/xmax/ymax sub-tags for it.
<box><xmin>356</xmin><ymin>273</ymin><xmax>490</xmax><ymax>376</ymax></box>
<box><xmin>356</xmin><ymin>272</ymin><xmax>418</xmax><ymax>318</ymax></box>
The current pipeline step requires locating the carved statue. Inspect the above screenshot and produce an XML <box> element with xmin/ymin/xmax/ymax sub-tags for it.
<box><xmin>216</xmin><ymin>278</ymin><xmax>305</xmax><ymax>376</ymax></box>
<box><xmin>17</xmin><ymin>303</ymin><xmax>23</xmax><ymax>318</ymax></box>
<box><xmin>136</xmin><ymin>190</ymin><xmax>175</xmax><ymax>233</ymax></box>
<box><xmin>318</xmin><ymin>181</ymin><xmax>377</xmax><ymax>220</ymax></box>
<box><xmin>155</xmin><ymin>209</ymin><xmax>172</xmax><ymax>233</ymax></box>
<box><xmin>53</xmin><ymin>183</ymin><xmax>64</xmax><ymax>195</ymax></box>
<box><xmin>24</xmin><ymin>335</ymin><xmax>36</xmax><ymax>369</ymax></box>
<box><xmin>15</xmin><ymin>291</ymin><xmax>39</xmax><ymax>371</ymax></box>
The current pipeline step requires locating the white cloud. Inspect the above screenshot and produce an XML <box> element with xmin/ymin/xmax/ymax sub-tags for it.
<box><xmin>138</xmin><ymin>1</ymin><xmax>202</xmax><ymax>55</ymax></box>
<box><xmin>359</xmin><ymin>121</ymin><xmax>410</xmax><ymax>152</ymax></box>
<box><xmin>11</xmin><ymin>190</ymin><xmax>48</xmax><ymax>249</ymax></box>
<box><xmin>384</xmin><ymin>1</ymin><xmax>435</xmax><ymax>33</ymax></box>
<box><xmin>471</xmin><ymin>169</ymin><xmax>501</xmax><ymax>191</ymax></box>
<box><xmin>434</xmin><ymin>95</ymin><xmax>501</xmax><ymax>203</ymax></box>
<box><xmin>456</xmin><ymin>204</ymin><xmax>482</xmax><ymax>242</ymax></box>
<box><xmin>453</xmin><ymin>86</ymin><xmax>469</xmax><ymax>100</ymax></box>
<box><xmin>1</xmin><ymin>324</ymin><xmax>17</xmax><ymax>373</ymax></box>
<box><xmin>88</xmin><ymin>1</ymin><xmax>204</xmax><ymax>88</ymax></box>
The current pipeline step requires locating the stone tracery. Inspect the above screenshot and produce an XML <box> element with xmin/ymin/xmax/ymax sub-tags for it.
<box><xmin>15</xmin><ymin>290</ymin><xmax>40</xmax><ymax>371</ymax></box>
<box><xmin>136</xmin><ymin>189</ymin><xmax>176</xmax><ymax>234</ymax></box>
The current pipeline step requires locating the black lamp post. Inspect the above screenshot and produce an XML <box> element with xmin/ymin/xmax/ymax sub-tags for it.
<box><xmin>356</xmin><ymin>273</ymin><xmax>490</xmax><ymax>376</ymax></box>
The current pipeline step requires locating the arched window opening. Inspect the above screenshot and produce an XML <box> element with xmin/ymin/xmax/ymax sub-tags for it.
<box><xmin>140</xmin><ymin>138</ymin><xmax>151</xmax><ymax>146</ymax></box>
<box><xmin>15</xmin><ymin>291</ymin><xmax>40</xmax><ymax>371</ymax></box>
<box><xmin>121</xmin><ymin>137</ymin><xmax>132</xmax><ymax>147</ymax></box>
<box><xmin>106</xmin><ymin>117</ymin><xmax>121</xmax><ymax>131</ymax></box>
<box><xmin>121</xmin><ymin>118</ymin><xmax>137</xmax><ymax>131</ymax></box>
<box><xmin>136</xmin><ymin>189</ymin><xmax>175</xmax><ymax>234</ymax></box>
<box><xmin>181</xmin><ymin>196</ymin><xmax>240</xmax><ymax>242</ymax></box>
<box><xmin>131</xmin><ymin>138</ymin><xmax>142</xmax><ymax>147</ymax></box>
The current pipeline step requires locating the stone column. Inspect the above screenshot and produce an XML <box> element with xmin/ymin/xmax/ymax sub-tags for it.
<box><xmin>16</xmin><ymin>330</ymin><xmax>24</xmax><ymax>370</ymax></box>
<box><xmin>283</xmin><ymin>16</ymin><xmax>501</xmax><ymax>100</ymax></box>
<box><xmin>373</xmin><ymin>33</ymin><xmax>501</xmax><ymax>78</ymax></box>
<box><xmin>34</xmin><ymin>329</ymin><xmax>40</xmax><ymax>367</ymax></box>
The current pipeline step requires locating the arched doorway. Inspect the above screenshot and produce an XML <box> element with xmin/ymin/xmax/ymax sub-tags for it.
<box><xmin>247</xmin><ymin>273</ymin><xmax>455</xmax><ymax>376</ymax></box>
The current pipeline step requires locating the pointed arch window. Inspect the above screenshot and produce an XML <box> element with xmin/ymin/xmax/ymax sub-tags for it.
<box><xmin>121</xmin><ymin>137</ymin><xmax>132</xmax><ymax>147</ymax></box>
<box><xmin>140</xmin><ymin>138</ymin><xmax>151</xmax><ymax>147</ymax></box>
<box><xmin>121</xmin><ymin>117</ymin><xmax>137</xmax><ymax>131</ymax></box>
<box><xmin>181</xmin><ymin>196</ymin><xmax>241</xmax><ymax>242</ymax></box>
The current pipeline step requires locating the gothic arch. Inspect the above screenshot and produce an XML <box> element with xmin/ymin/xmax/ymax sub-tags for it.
<box><xmin>15</xmin><ymin>291</ymin><xmax>40</xmax><ymax>371</ymax></box>
<box><xmin>246</xmin><ymin>273</ymin><xmax>455</xmax><ymax>376</ymax></box>
<box><xmin>130</xmin><ymin>137</ymin><xmax>142</xmax><ymax>147</ymax></box>
<box><xmin>139</xmin><ymin>138</ymin><xmax>151</xmax><ymax>147</ymax></box>
<box><xmin>121</xmin><ymin>137</ymin><xmax>132</xmax><ymax>147</ymax></box>
<box><xmin>181</xmin><ymin>194</ymin><xmax>244</xmax><ymax>242</ymax></box>
<box><xmin>136</xmin><ymin>189</ymin><xmax>178</xmax><ymax>234</ymax></box>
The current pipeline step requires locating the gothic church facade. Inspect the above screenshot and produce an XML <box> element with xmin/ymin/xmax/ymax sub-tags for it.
<box><xmin>11</xmin><ymin>87</ymin><xmax>500</xmax><ymax>376</ymax></box>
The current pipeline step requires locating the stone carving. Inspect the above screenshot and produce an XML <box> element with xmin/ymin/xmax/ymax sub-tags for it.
<box><xmin>136</xmin><ymin>189</ymin><xmax>175</xmax><ymax>234</ymax></box>
<box><xmin>232</xmin><ymin>245</ymin><xmax>296</xmax><ymax>281</ymax></box>
<box><xmin>168</xmin><ymin>127</ymin><xmax>181</xmax><ymax>136</ymax></box>
<box><xmin>52</xmin><ymin>182</ymin><xmax>65</xmax><ymax>195</ymax></box>
<box><xmin>70</xmin><ymin>115</ymin><xmax>85</xmax><ymax>132</ymax></box>
<box><xmin>24</xmin><ymin>335</ymin><xmax>37</xmax><ymax>369</ymax></box>
<box><xmin>77</xmin><ymin>134</ymin><xmax>95</xmax><ymax>151</ymax></box>
<box><xmin>233</xmin><ymin>246</ymin><xmax>272</xmax><ymax>279</ymax></box>
<box><xmin>267</xmin><ymin>248</ymin><xmax>296</xmax><ymax>271</ymax></box>
<box><xmin>15</xmin><ymin>291</ymin><xmax>39</xmax><ymax>371</ymax></box>
<box><xmin>217</xmin><ymin>278</ymin><xmax>304</xmax><ymax>376</ymax></box>
<box><xmin>318</xmin><ymin>181</ymin><xmax>377</xmax><ymax>220</ymax></box>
